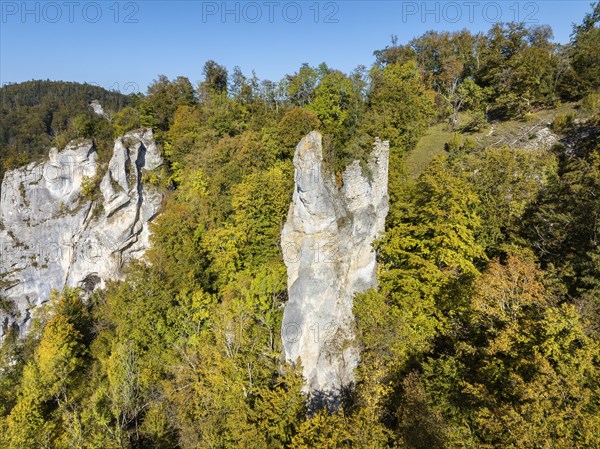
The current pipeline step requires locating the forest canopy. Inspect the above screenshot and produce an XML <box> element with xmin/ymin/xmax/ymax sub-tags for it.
<box><xmin>1</xmin><ymin>4</ymin><xmax>600</xmax><ymax>448</ymax></box>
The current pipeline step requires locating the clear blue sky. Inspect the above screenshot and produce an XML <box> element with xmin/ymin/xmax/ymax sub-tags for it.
<box><xmin>1</xmin><ymin>1</ymin><xmax>595</xmax><ymax>94</ymax></box>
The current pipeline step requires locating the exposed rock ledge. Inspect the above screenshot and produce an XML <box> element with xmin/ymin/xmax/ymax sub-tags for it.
<box><xmin>0</xmin><ymin>129</ymin><xmax>163</xmax><ymax>339</ymax></box>
<box><xmin>281</xmin><ymin>131</ymin><xmax>389</xmax><ymax>410</ymax></box>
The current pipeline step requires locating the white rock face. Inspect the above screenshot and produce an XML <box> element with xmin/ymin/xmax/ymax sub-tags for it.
<box><xmin>522</xmin><ymin>127</ymin><xmax>559</xmax><ymax>150</ymax></box>
<box><xmin>281</xmin><ymin>131</ymin><xmax>389</xmax><ymax>408</ymax></box>
<box><xmin>90</xmin><ymin>100</ymin><xmax>106</xmax><ymax>117</ymax></box>
<box><xmin>0</xmin><ymin>129</ymin><xmax>163</xmax><ymax>338</ymax></box>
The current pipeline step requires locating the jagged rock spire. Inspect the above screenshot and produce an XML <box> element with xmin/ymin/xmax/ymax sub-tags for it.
<box><xmin>0</xmin><ymin>129</ymin><xmax>163</xmax><ymax>340</ymax></box>
<box><xmin>281</xmin><ymin>131</ymin><xmax>389</xmax><ymax>410</ymax></box>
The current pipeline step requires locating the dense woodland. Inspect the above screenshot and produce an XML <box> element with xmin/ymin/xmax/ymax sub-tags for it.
<box><xmin>1</xmin><ymin>4</ymin><xmax>600</xmax><ymax>448</ymax></box>
<box><xmin>0</xmin><ymin>81</ymin><xmax>132</xmax><ymax>179</ymax></box>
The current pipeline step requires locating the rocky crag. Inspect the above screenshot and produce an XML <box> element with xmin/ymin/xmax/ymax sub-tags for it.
<box><xmin>0</xmin><ymin>129</ymin><xmax>163</xmax><ymax>339</ymax></box>
<box><xmin>281</xmin><ymin>131</ymin><xmax>389</xmax><ymax>409</ymax></box>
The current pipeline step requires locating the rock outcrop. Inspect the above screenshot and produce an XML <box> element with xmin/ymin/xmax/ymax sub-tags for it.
<box><xmin>281</xmin><ymin>131</ymin><xmax>389</xmax><ymax>409</ymax></box>
<box><xmin>0</xmin><ymin>129</ymin><xmax>163</xmax><ymax>339</ymax></box>
<box><xmin>90</xmin><ymin>100</ymin><xmax>107</xmax><ymax>117</ymax></box>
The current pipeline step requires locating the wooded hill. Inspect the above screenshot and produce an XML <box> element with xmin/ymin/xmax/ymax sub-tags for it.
<box><xmin>1</xmin><ymin>3</ymin><xmax>599</xmax><ymax>448</ymax></box>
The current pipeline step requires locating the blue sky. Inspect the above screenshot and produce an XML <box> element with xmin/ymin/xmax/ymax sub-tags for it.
<box><xmin>0</xmin><ymin>1</ymin><xmax>595</xmax><ymax>94</ymax></box>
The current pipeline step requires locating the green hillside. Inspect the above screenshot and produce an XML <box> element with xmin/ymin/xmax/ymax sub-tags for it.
<box><xmin>1</xmin><ymin>3</ymin><xmax>600</xmax><ymax>448</ymax></box>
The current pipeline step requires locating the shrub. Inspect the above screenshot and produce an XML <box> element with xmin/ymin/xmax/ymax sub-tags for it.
<box><xmin>582</xmin><ymin>90</ymin><xmax>600</xmax><ymax>115</ymax></box>
<box><xmin>552</xmin><ymin>113</ymin><xmax>575</xmax><ymax>133</ymax></box>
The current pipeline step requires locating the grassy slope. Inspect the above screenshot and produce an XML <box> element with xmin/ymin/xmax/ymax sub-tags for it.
<box><xmin>404</xmin><ymin>103</ymin><xmax>580</xmax><ymax>180</ymax></box>
<box><xmin>403</xmin><ymin>122</ymin><xmax>450</xmax><ymax>179</ymax></box>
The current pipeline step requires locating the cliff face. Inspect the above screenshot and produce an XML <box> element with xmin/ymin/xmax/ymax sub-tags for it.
<box><xmin>281</xmin><ymin>131</ymin><xmax>389</xmax><ymax>409</ymax></box>
<box><xmin>0</xmin><ymin>129</ymin><xmax>163</xmax><ymax>338</ymax></box>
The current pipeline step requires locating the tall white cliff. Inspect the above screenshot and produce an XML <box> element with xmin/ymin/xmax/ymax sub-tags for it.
<box><xmin>281</xmin><ymin>131</ymin><xmax>389</xmax><ymax>408</ymax></box>
<box><xmin>0</xmin><ymin>129</ymin><xmax>163</xmax><ymax>338</ymax></box>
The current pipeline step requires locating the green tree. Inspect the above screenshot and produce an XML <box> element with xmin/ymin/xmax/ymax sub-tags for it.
<box><xmin>477</xmin><ymin>23</ymin><xmax>560</xmax><ymax>117</ymax></box>
<box><xmin>363</xmin><ymin>60</ymin><xmax>434</xmax><ymax>153</ymax></box>
<box><xmin>570</xmin><ymin>2</ymin><xmax>600</xmax><ymax>94</ymax></box>
<box><xmin>201</xmin><ymin>60</ymin><xmax>228</xmax><ymax>96</ymax></box>
<box><xmin>307</xmin><ymin>70</ymin><xmax>360</xmax><ymax>145</ymax></box>
<box><xmin>449</xmin><ymin>77</ymin><xmax>486</xmax><ymax>129</ymax></box>
<box><xmin>2</xmin><ymin>289</ymin><xmax>89</xmax><ymax>449</ymax></box>
<box><xmin>355</xmin><ymin>157</ymin><xmax>486</xmax><ymax>442</ymax></box>
<box><xmin>420</xmin><ymin>252</ymin><xmax>600</xmax><ymax>447</ymax></box>
<box><xmin>524</xmin><ymin>150</ymin><xmax>600</xmax><ymax>295</ymax></box>
<box><xmin>276</xmin><ymin>108</ymin><xmax>321</xmax><ymax>157</ymax></box>
<box><xmin>141</xmin><ymin>75</ymin><xmax>196</xmax><ymax>131</ymax></box>
<box><xmin>465</xmin><ymin>145</ymin><xmax>558</xmax><ymax>253</ymax></box>
<box><xmin>112</xmin><ymin>106</ymin><xmax>141</xmax><ymax>136</ymax></box>
<box><xmin>286</xmin><ymin>63</ymin><xmax>321</xmax><ymax>106</ymax></box>
<box><xmin>361</xmin><ymin>60</ymin><xmax>434</xmax><ymax>201</ymax></box>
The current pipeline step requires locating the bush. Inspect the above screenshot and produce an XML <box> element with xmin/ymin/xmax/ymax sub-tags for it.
<box><xmin>552</xmin><ymin>113</ymin><xmax>575</xmax><ymax>133</ymax></box>
<box><xmin>463</xmin><ymin>110</ymin><xmax>488</xmax><ymax>132</ymax></box>
<box><xmin>277</xmin><ymin>108</ymin><xmax>321</xmax><ymax>156</ymax></box>
<box><xmin>80</xmin><ymin>175</ymin><xmax>100</xmax><ymax>201</ymax></box>
<box><xmin>582</xmin><ymin>90</ymin><xmax>600</xmax><ymax>116</ymax></box>
<box><xmin>445</xmin><ymin>133</ymin><xmax>464</xmax><ymax>153</ymax></box>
